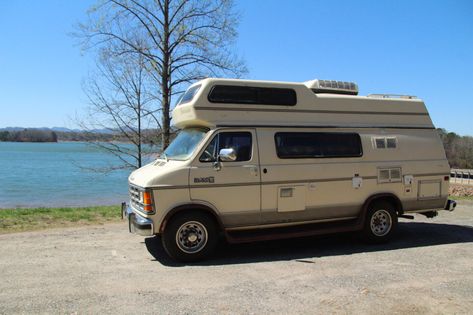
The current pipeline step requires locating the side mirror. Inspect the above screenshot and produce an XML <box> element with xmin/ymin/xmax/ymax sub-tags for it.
<box><xmin>218</xmin><ymin>148</ymin><xmax>237</xmax><ymax>162</ymax></box>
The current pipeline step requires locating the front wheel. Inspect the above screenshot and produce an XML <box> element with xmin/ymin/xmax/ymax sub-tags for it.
<box><xmin>162</xmin><ymin>212</ymin><xmax>218</xmax><ymax>262</ymax></box>
<box><xmin>362</xmin><ymin>201</ymin><xmax>398</xmax><ymax>243</ymax></box>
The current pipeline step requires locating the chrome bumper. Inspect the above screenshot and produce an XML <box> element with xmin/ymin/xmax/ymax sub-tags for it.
<box><xmin>444</xmin><ymin>199</ymin><xmax>457</xmax><ymax>211</ymax></box>
<box><xmin>122</xmin><ymin>203</ymin><xmax>154</xmax><ymax>236</ymax></box>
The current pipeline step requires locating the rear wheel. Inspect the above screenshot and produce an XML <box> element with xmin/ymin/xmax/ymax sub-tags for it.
<box><xmin>162</xmin><ymin>211</ymin><xmax>218</xmax><ymax>262</ymax></box>
<box><xmin>362</xmin><ymin>201</ymin><xmax>398</xmax><ymax>243</ymax></box>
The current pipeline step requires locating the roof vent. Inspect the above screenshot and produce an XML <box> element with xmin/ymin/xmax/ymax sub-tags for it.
<box><xmin>305</xmin><ymin>79</ymin><xmax>358</xmax><ymax>95</ymax></box>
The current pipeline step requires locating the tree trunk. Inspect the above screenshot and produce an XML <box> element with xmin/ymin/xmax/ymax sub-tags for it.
<box><xmin>137</xmin><ymin>100</ymin><xmax>142</xmax><ymax>168</ymax></box>
<box><xmin>161</xmin><ymin>0</ymin><xmax>171</xmax><ymax>150</ymax></box>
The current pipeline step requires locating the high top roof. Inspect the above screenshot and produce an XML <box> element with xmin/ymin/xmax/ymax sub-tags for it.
<box><xmin>172</xmin><ymin>78</ymin><xmax>433</xmax><ymax>129</ymax></box>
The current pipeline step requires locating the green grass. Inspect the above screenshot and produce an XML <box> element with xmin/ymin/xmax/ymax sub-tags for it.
<box><xmin>0</xmin><ymin>205</ymin><xmax>123</xmax><ymax>234</ymax></box>
<box><xmin>451</xmin><ymin>195</ymin><xmax>473</xmax><ymax>201</ymax></box>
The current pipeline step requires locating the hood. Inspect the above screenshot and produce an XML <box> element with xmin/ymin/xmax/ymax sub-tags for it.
<box><xmin>128</xmin><ymin>159</ymin><xmax>189</xmax><ymax>188</ymax></box>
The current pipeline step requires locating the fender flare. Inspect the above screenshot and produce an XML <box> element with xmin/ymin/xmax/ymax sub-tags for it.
<box><xmin>358</xmin><ymin>193</ymin><xmax>403</xmax><ymax>225</ymax></box>
<box><xmin>159</xmin><ymin>203</ymin><xmax>224</xmax><ymax>234</ymax></box>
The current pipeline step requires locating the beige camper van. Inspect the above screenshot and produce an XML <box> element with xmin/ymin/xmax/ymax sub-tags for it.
<box><xmin>124</xmin><ymin>78</ymin><xmax>456</xmax><ymax>262</ymax></box>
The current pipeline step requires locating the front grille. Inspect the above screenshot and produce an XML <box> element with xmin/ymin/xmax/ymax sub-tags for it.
<box><xmin>129</xmin><ymin>185</ymin><xmax>144</xmax><ymax>211</ymax></box>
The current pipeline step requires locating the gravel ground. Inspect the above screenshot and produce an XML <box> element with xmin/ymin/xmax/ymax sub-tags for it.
<box><xmin>1</xmin><ymin>201</ymin><xmax>472</xmax><ymax>314</ymax></box>
<box><xmin>450</xmin><ymin>183</ymin><xmax>473</xmax><ymax>196</ymax></box>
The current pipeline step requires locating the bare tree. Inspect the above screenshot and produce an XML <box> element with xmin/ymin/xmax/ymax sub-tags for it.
<box><xmin>78</xmin><ymin>0</ymin><xmax>246</xmax><ymax>148</ymax></box>
<box><xmin>80</xmin><ymin>51</ymin><xmax>160</xmax><ymax>170</ymax></box>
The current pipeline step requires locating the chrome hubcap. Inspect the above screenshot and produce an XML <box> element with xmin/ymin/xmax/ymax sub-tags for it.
<box><xmin>370</xmin><ymin>209</ymin><xmax>392</xmax><ymax>236</ymax></box>
<box><xmin>176</xmin><ymin>221</ymin><xmax>208</xmax><ymax>254</ymax></box>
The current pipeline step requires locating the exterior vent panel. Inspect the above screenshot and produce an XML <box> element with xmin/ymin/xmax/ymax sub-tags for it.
<box><xmin>390</xmin><ymin>169</ymin><xmax>401</xmax><ymax>180</ymax></box>
<box><xmin>378</xmin><ymin>167</ymin><xmax>402</xmax><ymax>183</ymax></box>
<box><xmin>379</xmin><ymin>170</ymin><xmax>390</xmax><ymax>181</ymax></box>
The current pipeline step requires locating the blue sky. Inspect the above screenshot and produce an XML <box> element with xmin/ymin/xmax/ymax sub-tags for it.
<box><xmin>0</xmin><ymin>0</ymin><xmax>472</xmax><ymax>135</ymax></box>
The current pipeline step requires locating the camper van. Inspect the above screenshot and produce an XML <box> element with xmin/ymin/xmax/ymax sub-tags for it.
<box><xmin>124</xmin><ymin>78</ymin><xmax>456</xmax><ymax>262</ymax></box>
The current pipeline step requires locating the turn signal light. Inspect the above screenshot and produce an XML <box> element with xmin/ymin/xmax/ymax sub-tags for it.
<box><xmin>142</xmin><ymin>191</ymin><xmax>153</xmax><ymax>212</ymax></box>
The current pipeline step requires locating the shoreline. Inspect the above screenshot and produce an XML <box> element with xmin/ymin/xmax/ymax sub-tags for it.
<box><xmin>0</xmin><ymin>196</ymin><xmax>129</xmax><ymax>210</ymax></box>
<box><xmin>0</xmin><ymin>205</ymin><xmax>123</xmax><ymax>234</ymax></box>
<box><xmin>0</xmin><ymin>199</ymin><xmax>128</xmax><ymax>210</ymax></box>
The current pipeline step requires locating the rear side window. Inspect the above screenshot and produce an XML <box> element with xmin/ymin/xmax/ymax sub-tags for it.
<box><xmin>275</xmin><ymin>132</ymin><xmax>362</xmax><ymax>158</ymax></box>
<box><xmin>373</xmin><ymin>136</ymin><xmax>397</xmax><ymax>149</ymax></box>
<box><xmin>177</xmin><ymin>84</ymin><xmax>201</xmax><ymax>105</ymax></box>
<box><xmin>200</xmin><ymin>132</ymin><xmax>252</xmax><ymax>162</ymax></box>
<box><xmin>208</xmin><ymin>85</ymin><xmax>297</xmax><ymax>106</ymax></box>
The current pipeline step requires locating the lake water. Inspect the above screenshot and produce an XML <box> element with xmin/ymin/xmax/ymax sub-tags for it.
<box><xmin>0</xmin><ymin>142</ymin><xmax>154</xmax><ymax>208</ymax></box>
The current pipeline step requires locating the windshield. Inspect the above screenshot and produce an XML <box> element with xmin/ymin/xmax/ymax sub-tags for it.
<box><xmin>163</xmin><ymin>128</ymin><xmax>209</xmax><ymax>160</ymax></box>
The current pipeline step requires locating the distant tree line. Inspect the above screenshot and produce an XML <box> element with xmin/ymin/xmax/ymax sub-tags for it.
<box><xmin>0</xmin><ymin>128</ymin><xmax>166</xmax><ymax>145</ymax></box>
<box><xmin>55</xmin><ymin>130</ymin><xmax>117</xmax><ymax>142</ymax></box>
<box><xmin>0</xmin><ymin>129</ymin><xmax>58</xmax><ymax>142</ymax></box>
<box><xmin>438</xmin><ymin>129</ymin><xmax>473</xmax><ymax>169</ymax></box>
<box><xmin>57</xmin><ymin>129</ymin><xmax>168</xmax><ymax>145</ymax></box>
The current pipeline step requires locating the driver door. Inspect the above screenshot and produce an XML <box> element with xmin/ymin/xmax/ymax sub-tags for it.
<box><xmin>190</xmin><ymin>129</ymin><xmax>261</xmax><ymax>228</ymax></box>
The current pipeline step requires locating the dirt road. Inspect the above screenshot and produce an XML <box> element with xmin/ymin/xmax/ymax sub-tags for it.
<box><xmin>1</xmin><ymin>202</ymin><xmax>473</xmax><ymax>314</ymax></box>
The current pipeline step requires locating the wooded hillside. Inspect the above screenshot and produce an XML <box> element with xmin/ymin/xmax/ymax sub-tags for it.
<box><xmin>0</xmin><ymin>129</ymin><xmax>58</xmax><ymax>142</ymax></box>
<box><xmin>0</xmin><ymin>128</ymin><xmax>161</xmax><ymax>144</ymax></box>
<box><xmin>438</xmin><ymin>129</ymin><xmax>473</xmax><ymax>169</ymax></box>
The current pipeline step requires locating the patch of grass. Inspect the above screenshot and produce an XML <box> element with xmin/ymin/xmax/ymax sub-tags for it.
<box><xmin>0</xmin><ymin>205</ymin><xmax>122</xmax><ymax>234</ymax></box>
<box><xmin>451</xmin><ymin>195</ymin><xmax>473</xmax><ymax>201</ymax></box>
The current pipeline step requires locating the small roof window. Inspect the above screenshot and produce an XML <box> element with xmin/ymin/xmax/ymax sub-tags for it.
<box><xmin>177</xmin><ymin>84</ymin><xmax>201</xmax><ymax>105</ymax></box>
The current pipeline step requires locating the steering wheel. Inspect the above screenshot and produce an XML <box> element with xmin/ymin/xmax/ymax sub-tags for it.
<box><xmin>201</xmin><ymin>149</ymin><xmax>214</xmax><ymax>161</ymax></box>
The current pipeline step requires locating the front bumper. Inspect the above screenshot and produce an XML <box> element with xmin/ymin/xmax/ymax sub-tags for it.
<box><xmin>444</xmin><ymin>199</ymin><xmax>457</xmax><ymax>211</ymax></box>
<box><xmin>122</xmin><ymin>203</ymin><xmax>154</xmax><ymax>236</ymax></box>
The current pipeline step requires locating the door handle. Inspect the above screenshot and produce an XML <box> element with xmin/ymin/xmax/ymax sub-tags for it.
<box><xmin>243</xmin><ymin>165</ymin><xmax>259</xmax><ymax>176</ymax></box>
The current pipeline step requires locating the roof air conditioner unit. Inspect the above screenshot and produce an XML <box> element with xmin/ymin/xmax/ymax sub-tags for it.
<box><xmin>305</xmin><ymin>79</ymin><xmax>358</xmax><ymax>95</ymax></box>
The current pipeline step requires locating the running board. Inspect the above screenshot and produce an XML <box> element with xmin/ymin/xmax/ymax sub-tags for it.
<box><xmin>225</xmin><ymin>218</ymin><xmax>362</xmax><ymax>244</ymax></box>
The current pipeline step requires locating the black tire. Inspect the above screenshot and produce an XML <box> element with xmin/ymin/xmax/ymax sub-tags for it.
<box><xmin>162</xmin><ymin>211</ymin><xmax>218</xmax><ymax>262</ymax></box>
<box><xmin>362</xmin><ymin>201</ymin><xmax>398</xmax><ymax>243</ymax></box>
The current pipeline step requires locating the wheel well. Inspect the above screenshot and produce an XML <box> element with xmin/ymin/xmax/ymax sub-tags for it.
<box><xmin>160</xmin><ymin>204</ymin><xmax>223</xmax><ymax>234</ymax></box>
<box><xmin>363</xmin><ymin>193</ymin><xmax>403</xmax><ymax>216</ymax></box>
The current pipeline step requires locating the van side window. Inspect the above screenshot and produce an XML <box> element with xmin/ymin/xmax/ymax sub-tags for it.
<box><xmin>275</xmin><ymin>132</ymin><xmax>362</xmax><ymax>158</ymax></box>
<box><xmin>200</xmin><ymin>132</ymin><xmax>252</xmax><ymax>162</ymax></box>
<box><xmin>199</xmin><ymin>136</ymin><xmax>218</xmax><ymax>162</ymax></box>
<box><xmin>208</xmin><ymin>85</ymin><xmax>297</xmax><ymax>106</ymax></box>
<box><xmin>373</xmin><ymin>137</ymin><xmax>397</xmax><ymax>149</ymax></box>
